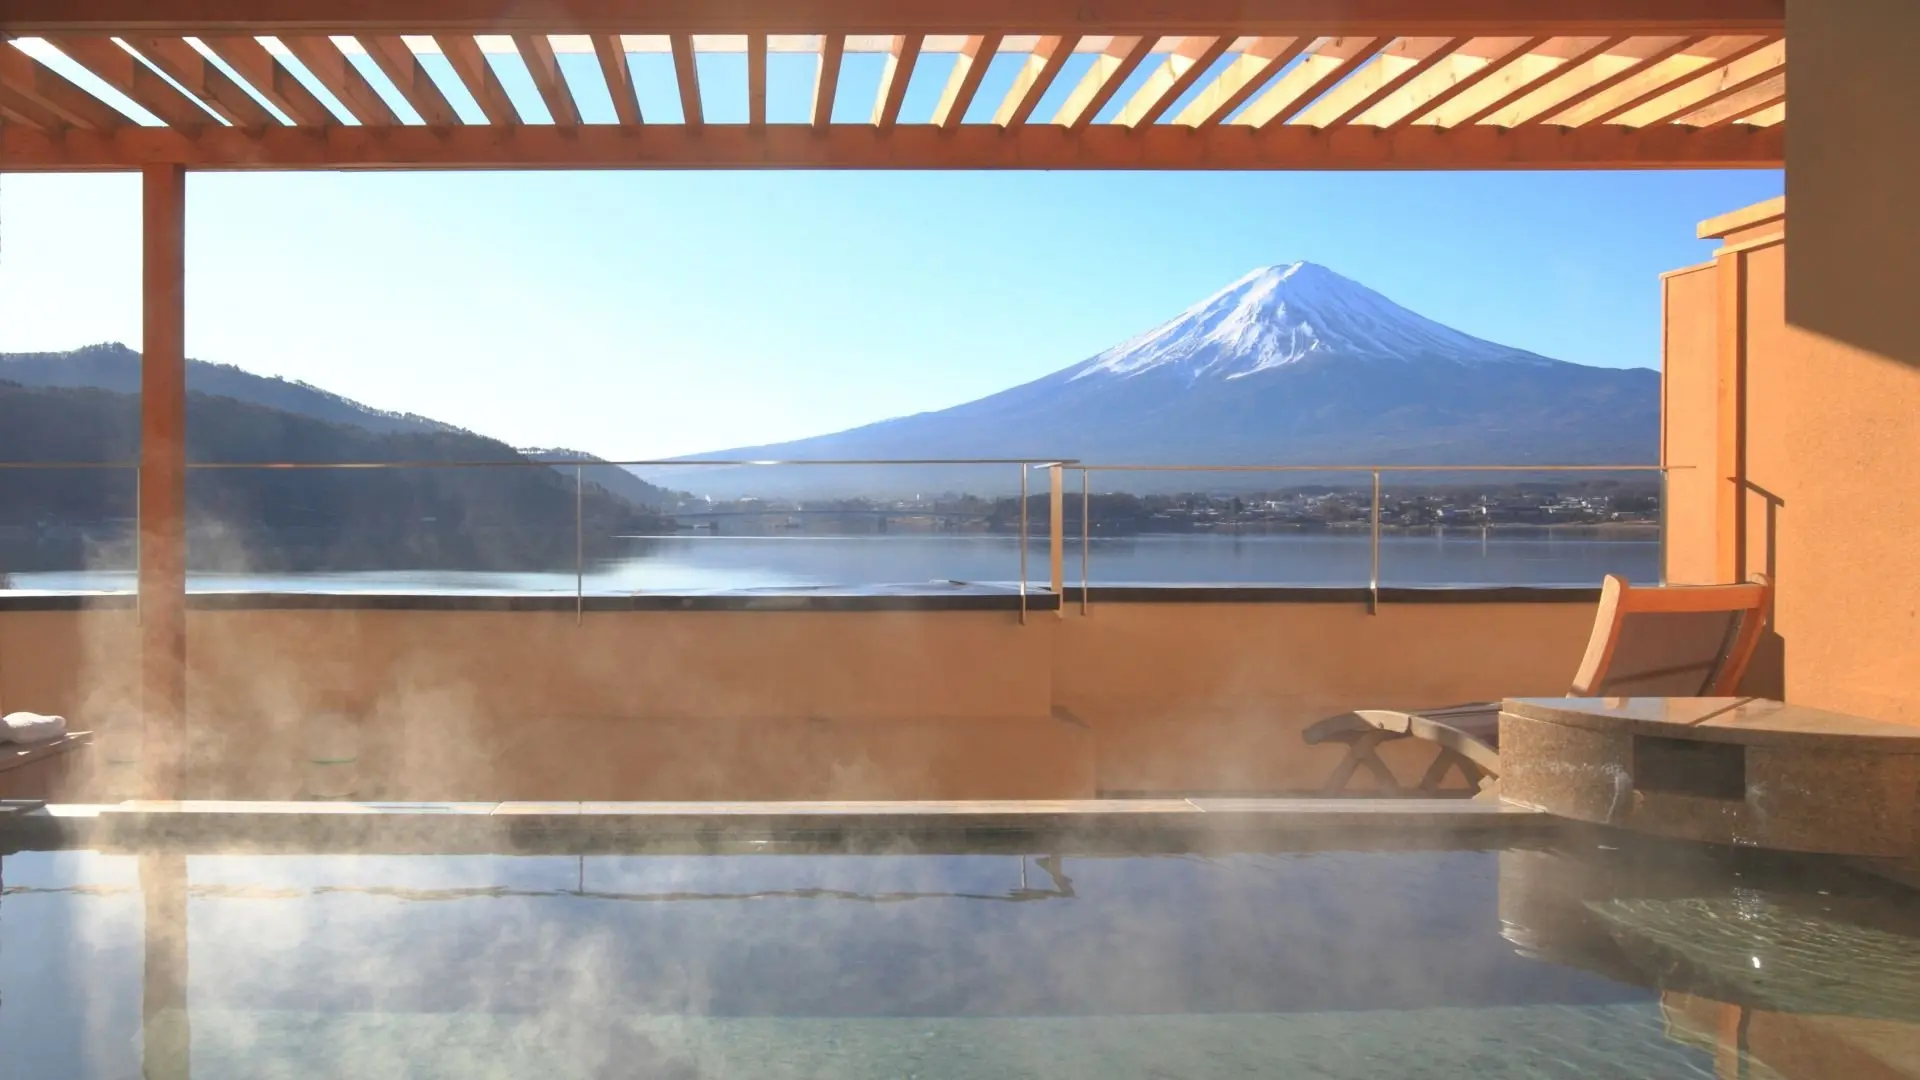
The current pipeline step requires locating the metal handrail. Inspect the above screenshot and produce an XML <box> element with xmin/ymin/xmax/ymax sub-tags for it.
<box><xmin>1062</xmin><ymin>462</ymin><xmax>1688</xmax><ymax>615</ymax></box>
<box><xmin>0</xmin><ymin>456</ymin><xmax>1079</xmax><ymax>623</ymax></box>
<box><xmin>1</xmin><ymin>457</ymin><xmax>1681</xmax><ymax>617</ymax></box>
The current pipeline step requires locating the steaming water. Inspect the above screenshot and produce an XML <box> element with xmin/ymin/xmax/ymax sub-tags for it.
<box><xmin>6</xmin><ymin>533</ymin><xmax>1659</xmax><ymax>594</ymax></box>
<box><xmin>4</xmin><ymin>836</ymin><xmax>1915</xmax><ymax>1078</ymax></box>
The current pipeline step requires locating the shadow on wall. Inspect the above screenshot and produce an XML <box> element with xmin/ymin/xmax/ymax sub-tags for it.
<box><xmin>1740</xmin><ymin>482</ymin><xmax>1785</xmax><ymax>701</ymax></box>
<box><xmin>1787</xmin><ymin>0</ymin><xmax>1920</xmax><ymax>371</ymax></box>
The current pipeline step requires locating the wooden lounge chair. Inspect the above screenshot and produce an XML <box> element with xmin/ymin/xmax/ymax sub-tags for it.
<box><xmin>1302</xmin><ymin>573</ymin><xmax>1772</xmax><ymax>796</ymax></box>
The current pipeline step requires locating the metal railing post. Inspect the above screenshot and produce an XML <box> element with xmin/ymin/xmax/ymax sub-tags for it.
<box><xmin>1018</xmin><ymin>464</ymin><xmax>1029</xmax><ymax>625</ymax></box>
<box><xmin>1369</xmin><ymin>469</ymin><xmax>1382</xmax><ymax>615</ymax></box>
<box><xmin>574</xmin><ymin>464</ymin><xmax>584</xmax><ymax>626</ymax></box>
<box><xmin>1048</xmin><ymin>464</ymin><xmax>1064</xmax><ymax>614</ymax></box>
<box><xmin>1080</xmin><ymin>468</ymin><xmax>1090</xmax><ymax>616</ymax></box>
<box><xmin>1658</xmin><ymin>466</ymin><xmax>1670</xmax><ymax>586</ymax></box>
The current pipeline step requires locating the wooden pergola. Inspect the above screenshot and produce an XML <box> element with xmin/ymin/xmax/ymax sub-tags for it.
<box><xmin>0</xmin><ymin>0</ymin><xmax>1786</xmax><ymax>796</ymax></box>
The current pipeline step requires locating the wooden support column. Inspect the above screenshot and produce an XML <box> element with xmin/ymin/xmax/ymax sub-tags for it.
<box><xmin>140</xmin><ymin>853</ymin><xmax>192</xmax><ymax>1080</ymax></box>
<box><xmin>141</xmin><ymin>164</ymin><xmax>187</xmax><ymax>800</ymax></box>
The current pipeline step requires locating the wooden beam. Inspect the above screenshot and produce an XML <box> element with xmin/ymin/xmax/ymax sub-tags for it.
<box><xmin>279</xmin><ymin>34</ymin><xmax>398</xmax><ymax>124</ymax></box>
<box><xmin>812</xmin><ymin>33</ymin><xmax>844</xmax><ymax>129</ymax></box>
<box><xmin>1588</xmin><ymin>36</ymin><xmax>1776</xmax><ymax>125</ymax></box>
<box><xmin>1297</xmin><ymin>36</ymin><xmax>1467</xmax><ymax>128</ymax></box>
<box><xmin>140</xmin><ymin>162</ymin><xmax>188</xmax><ymax>800</ymax></box>
<box><xmin>198</xmin><ymin>35</ymin><xmax>333</xmax><ymax>125</ymax></box>
<box><xmin>1451</xmin><ymin>36</ymin><xmax>1623</xmax><ymax>126</ymax></box>
<box><xmin>1534</xmin><ymin>35</ymin><xmax>1704</xmax><ymax>126</ymax></box>
<box><xmin>669</xmin><ymin>33</ymin><xmax>701</xmax><ymax>126</ymax></box>
<box><xmin>1684</xmin><ymin>75</ymin><xmax>1781</xmax><ymax>128</ymax></box>
<box><xmin>992</xmin><ymin>33</ymin><xmax>1072</xmax><ymax>127</ymax></box>
<box><xmin>1052</xmin><ymin>35</ymin><xmax>1155</xmax><ymax>129</ymax></box>
<box><xmin>1475</xmin><ymin>36</ymin><xmax>1665</xmax><ymax>127</ymax></box>
<box><xmin>1113</xmin><ymin>36</ymin><xmax>1230</xmax><ymax>128</ymax></box>
<box><xmin>361</xmin><ymin>35</ymin><xmax>458</xmax><ymax>125</ymax></box>
<box><xmin>45</xmin><ymin>36</ymin><xmax>213</xmax><ymax>128</ymax></box>
<box><xmin>872</xmin><ymin>33</ymin><xmax>922</xmax><ymax>127</ymax></box>
<box><xmin>1236</xmin><ymin>37</ymin><xmax>1386</xmax><ymax>128</ymax></box>
<box><xmin>0</xmin><ymin>41</ymin><xmax>129</xmax><ymax>129</ymax></box>
<box><xmin>126</xmin><ymin>37</ymin><xmax>275</xmax><ymax>127</ymax></box>
<box><xmin>592</xmin><ymin>33</ymin><xmax>640</xmax><ymax>125</ymax></box>
<box><xmin>514</xmin><ymin>32</ymin><xmax>579</xmax><ymax>126</ymax></box>
<box><xmin>0</xmin><ymin>1</ymin><xmax>1791</xmax><ymax>39</ymax></box>
<box><xmin>747</xmin><ymin>33</ymin><xmax>766</xmax><ymax>125</ymax></box>
<box><xmin>1173</xmin><ymin>36</ymin><xmax>1309</xmax><ymax>127</ymax></box>
<box><xmin>1606</xmin><ymin>38</ymin><xmax>1783</xmax><ymax>126</ymax></box>
<box><xmin>0</xmin><ymin>83</ymin><xmax>64</xmax><ymax>129</ymax></box>
<box><xmin>1385</xmin><ymin>35</ymin><xmax>1545</xmax><ymax>127</ymax></box>
<box><xmin>931</xmin><ymin>33</ymin><xmax>1001</xmax><ymax>129</ymax></box>
<box><xmin>1731</xmin><ymin>99</ymin><xmax>1782</xmax><ymax>126</ymax></box>
<box><xmin>0</xmin><ymin>118</ymin><xmax>1785</xmax><ymax>170</ymax></box>
<box><xmin>434</xmin><ymin>32</ymin><xmax>516</xmax><ymax>125</ymax></box>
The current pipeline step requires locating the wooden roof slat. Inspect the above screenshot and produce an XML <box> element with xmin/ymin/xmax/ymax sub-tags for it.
<box><xmin>1583</xmin><ymin>36</ymin><xmax>1773</xmax><ymax>125</ymax></box>
<box><xmin>747</xmin><ymin>32</ymin><xmax>767</xmax><ymax>125</ymax></box>
<box><xmin>1235</xmin><ymin>37</ymin><xmax>1387</xmax><ymax>128</ymax></box>
<box><xmin>1680</xmin><ymin>73</ymin><xmax>1783</xmax><ymax>128</ymax></box>
<box><xmin>872</xmin><ymin>33</ymin><xmax>922</xmax><ymax>127</ymax></box>
<box><xmin>0</xmin><ymin>82</ymin><xmax>66</xmax><ymax>129</ymax></box>
<box><xmin>1449</xmin><ymin>35</ymin><xmax>1623</xmax><ymax>126</ymax></box>
<box><xmin>45</xmin><ymin>36</ymin><xmax>214</xmax><ymax>128</ymax></box>
<box><xmin>1732</xmin><ymin>99</ymin><xmax>1782</xmax><ymax>127</ymax></box>
<box><xmin>811</xmin><ymin>33</ymin><xmax>844</xmax><ymax>128</ymax></box>
<box><xmin>1599</xmin><ymin>37</ymin><xmax>1781</xmax><ymax>126</ymax></box>
<box><xmin>513</xmin><ymin>33</ymin><xmax>580</xmax><ymax>126</ymax></box>
<box><xmin>0</xmin><ymin>116</ymin><xmax>1784</xmax><ymax>170</ymax></box>
<box><xmin>1381</xmin><ymin>35</ymin><xmax>1544</xmax><ymax>128</ymax></box>
<box><xmin>1112</xmin><ymin>35</ymin><xmax>1231</xmax><ymax>129</ymax></box>
<box><xmin>1474</xmin><ymin>37</ymin><xmax>1671</xmax><ymax>127</ymax></box>
<box><xmin>0</xmin><ymin>1</ymin><xmax>1790</xmax><ymax>39</ymax></box>
<box><xmin>279</xmin><ymin>34</ymin><xmax>399</xmax><ymax>125</ymax></box>
<box><xmin>434</xmin><ymin>33</ymin><xmax>516</xmax><ymax>124</ymax></box>
<box><xmin>198</xmin><ymin>35</ymin><xmax>333</xmax><ymax>125</ymax></box>
<box><xmin>591</xmin><ymin>33</ymin><xmax>640</xmax><ymax>125</ymax></box>
<box><xmin>931</xmin><ymin>33</ymin><xmax>1001</xmax><ymax>129</ymax></box>
<box><xmin>1052</xmin><ymin>34</ymin><xmax>1156</xmax><ymax>129</ymax></box>
<box><xmin>361</xmin><ymin>35</ymin><xmax>458</xmax><ymax>125</ymax></box>
<box><xmin>1531</xmin><ymin>35</ymin><xmax>1703</xmax><ymax>127</ymax></box>
<box><xmin>127</xmin><ymin>36</ymin><xmax>275</xmax><ymax>126</ymax></box>
<box><xmin>0</xmin><ymin>41</ymin><xmax>130</xmax><ymax>129</ymax></box>
<box><xmin>1173</xmin><ymin>37</ymin><xmax>1309</xmax><ymax>127</ymax></box>
<box><xmin>993</xmin><ymin>34</ymin><xmax>1074</xmax><ymax>127</ymax></box>
<box><xmin>1296</xmin><ymin>36</ymin><xmax>1467</xmax><ymax>128</ymax></box>
<box><xmin>1641</xmin><ymin>60</ymin><xmax>1783</xmax><ymax>128</ymax></box>
<box><xmin>669</xmin><ymin>33</ymin><xmax>702</xmax><ymax>126</ymax></box>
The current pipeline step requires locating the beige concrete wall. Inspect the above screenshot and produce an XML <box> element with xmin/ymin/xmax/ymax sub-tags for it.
<box><xmin>1665</xmin><ymin>215</ymin><xmax>1920</xmax><ymax>721</ymax></box>
<box><xmin>1054</xmin><ymin>601</ymin><xmax>1596</xmax><ymax>793</ymax></box>
<box><xmin>1661</xmin><ymin>263</ymin><xmax>1721</xmax><ymax>587</ymax></box>
<box><xmin>0</xmin><ymin>599</ymin><xmax>1596</xmax><ymax>800</ymax></box>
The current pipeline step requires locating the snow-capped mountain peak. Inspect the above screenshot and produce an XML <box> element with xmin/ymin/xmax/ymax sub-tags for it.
<box><xmin>1069</xmin><ymin>260</ymin><xmax>1555</xmax><ymax>385</ymax></box>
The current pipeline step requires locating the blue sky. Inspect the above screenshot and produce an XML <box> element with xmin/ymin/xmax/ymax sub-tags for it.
<box><xmin>0</xmin><ymin>158</ymin><xmax>1780</xmax><ymax>458</ymax></box>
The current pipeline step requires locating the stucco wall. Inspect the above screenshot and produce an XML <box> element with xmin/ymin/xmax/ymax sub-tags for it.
<box><xmin>0</xmin><ymin>598</ymin><xmax>1597</xmax><ymax>800</ymax></box>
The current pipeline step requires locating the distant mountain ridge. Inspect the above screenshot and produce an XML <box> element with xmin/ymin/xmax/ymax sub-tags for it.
<box><xmin>0</xmin><ymin>343</ymin><xmax>456</xmax><ymax>436</ymax></box>
<box><xmin>1</xmin><ymin>343</ymin><xmax>674</xmax><ymax>508</ymax></box>
<box><xmin>658</xmin><ymin>261</ymin><xmax>1660</xmax><ymax>496</ymax></box>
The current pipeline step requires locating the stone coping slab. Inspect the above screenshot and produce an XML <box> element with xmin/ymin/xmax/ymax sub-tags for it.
<box><xmin>2</xmin><ymin>797</ymin><xmax>1559</xmax><ymax>856</ymax></box>
<box><xmin>1504</xmin><ymin>697</ymin><xmax>1920</xmax><ymax>751</ymax></box>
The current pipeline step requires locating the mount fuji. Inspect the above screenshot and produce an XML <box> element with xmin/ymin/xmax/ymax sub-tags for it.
<box><xmin>666</xmin><ymin>262</ymin><xmax>1659</xmax><ymax>495</ymax></box>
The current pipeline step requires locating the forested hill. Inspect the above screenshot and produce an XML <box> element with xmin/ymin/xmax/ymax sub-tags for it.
<box><xmin>0</xmin><ymin>380</ymin><xmax>671</xmax><ymax>573</ymax></box>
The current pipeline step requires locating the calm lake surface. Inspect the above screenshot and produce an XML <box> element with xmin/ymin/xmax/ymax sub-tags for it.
<box><xmin>6</xmin><ymin>531</ymin><xmax>1659</xmax><ymax>594</ymax></box>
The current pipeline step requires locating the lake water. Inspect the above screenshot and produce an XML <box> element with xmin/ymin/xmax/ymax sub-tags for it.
<box><xmin>5</xmin><ymin>531</ymin><xmax>1659</xmax><ymax>594</ymax></box>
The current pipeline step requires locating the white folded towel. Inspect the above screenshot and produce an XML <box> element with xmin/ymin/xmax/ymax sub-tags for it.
<box><xmin>1</xmin><ymin>712</ymin><xmax>68</xmax><ymax>744</ymax></box>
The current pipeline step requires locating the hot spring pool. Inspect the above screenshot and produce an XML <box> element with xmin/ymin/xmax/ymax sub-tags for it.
<box><xmin>3</xmin><ymin>827</ymin><xmax>1918</xmax><ymax>1078</ymax></box>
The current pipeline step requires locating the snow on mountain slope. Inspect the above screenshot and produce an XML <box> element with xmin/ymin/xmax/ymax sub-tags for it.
<box><xmin>1070</xmin><ymin>261</ymin><xmax>1557</xmax><ymax>384</ymax></box>
<box><xmin>655</xmin><ymin>261</ymin><xmax>1660</xmax><ymax>495</ymax></box>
